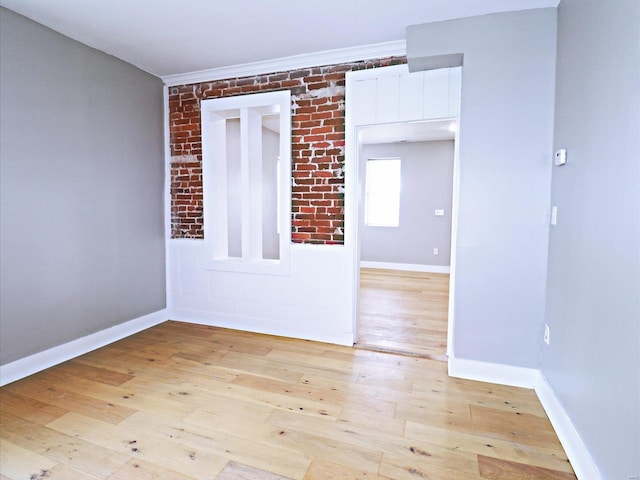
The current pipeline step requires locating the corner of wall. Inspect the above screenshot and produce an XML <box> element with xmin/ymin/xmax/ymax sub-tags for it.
<box><xmin>0</xmin><ymin>309</ymin><xmax>168</xmax><ymax>387</ymax></box>
<box><xmin>447</xmin><ymin>355</ymin><xmax>538</xmax><ymax>388</ymax></box>
<box><xmin>447</xmin><ymin>354</ymin><xmax>606</xmax><ymax>480</ymax></box>
<box><xmin>534</xmin><ymin>373</ymin><xmax>604</xmax><ymax>480</ymax></box>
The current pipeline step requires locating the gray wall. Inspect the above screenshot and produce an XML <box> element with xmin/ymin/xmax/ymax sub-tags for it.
<box><xmin>542</xmin><ymin>0</ymin><xmax>640</xmax><ymax>478</ymax></box>
<box><xmin>407</xmin><ymin>9</ymin><xmax>557</xmax><ymax>367</ymax></box>
<box><xmin>361</xmin><ymin>141</ymin><xmax>454</xmax><ymax>266</ymax></box>
<box><xmin>0</xmin><ymin>8</ymin><xmax>166</xmax><ymax>365</ymax></box>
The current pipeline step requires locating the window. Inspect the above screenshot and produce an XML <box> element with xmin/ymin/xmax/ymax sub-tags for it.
<box><xmin>364</xmin><ymin>158</ymin><xmax>401</xmax><ymax>227</ymax></box>
<box><xmin>200</xmin><ymin>90</ymin><xmax>291</xmax><ymax>274</ymax></box>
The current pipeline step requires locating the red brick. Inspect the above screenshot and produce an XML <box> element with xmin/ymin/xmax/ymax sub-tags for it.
<box><xmin>169</xmin><ymin>55</ymin><xmax>408</xmax><ymax>243</ymax></box>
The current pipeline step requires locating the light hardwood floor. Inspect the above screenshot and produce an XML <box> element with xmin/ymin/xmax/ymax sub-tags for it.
<box><xmin>358</xmin><ymin>268</ymin><xmax>449</xmax><ymax>359</ymax></box>
<box><xmin>0</xmin><ymin>321</ymin><xmax>576</xmax><ymax>479</ymax></box>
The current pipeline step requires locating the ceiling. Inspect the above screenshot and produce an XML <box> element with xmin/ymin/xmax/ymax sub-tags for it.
<box><xmin>359</xmin><ymin>119</ymin><xmax>456</xmax><ymax>144</ymax></box>
<box><xmin>0</xmin><ymin>0</ymin><xmax>558</xmax><ymax>78</ymax></box>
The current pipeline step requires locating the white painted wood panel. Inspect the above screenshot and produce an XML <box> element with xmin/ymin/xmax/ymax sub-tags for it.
<box><xmin>352</xmin><ymin>79</ymin><xmax>376</xmax><ymax>126</ymax></box>
<box><xmin>399</xmin><ymin>72</ymin><xmax>424</xmax><ymax>121</ymax></box>
<box><xmin>244</xmin><ymin>108</ymin><xmax>263</xmax><ymax>260</ymax></box>
<box><xmin>423</xmin><ymin>68</ymin><xmax>450</xmax><ymax>119</ymax></box>
<box><xmin>168</xmin><ymin>241</ymin><xmax>353</xmax><ymax>345</ymax></box>
<box><xmin>375</xmin><ymin>75</ymin><xmax>400</xmax><ymax>123</ymax></box>
<box><xmin>448</xmin><ymin>67</ymin><xmax>462</xmax><ymax>117</ymax></box>
<box><xmin>203</xmin><ymin>114</ymin><xmax>229</xmax><ymax>260</ymax></box>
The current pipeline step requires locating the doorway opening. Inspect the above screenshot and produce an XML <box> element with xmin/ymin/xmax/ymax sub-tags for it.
<box><xmin>355</xmin><ymin>119</ymin><xmax>457</xmax><ymax>360</ymax></box>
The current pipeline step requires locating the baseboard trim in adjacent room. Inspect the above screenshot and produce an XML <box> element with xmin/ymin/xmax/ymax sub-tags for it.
<box><xmin>447</xmin><ymin>355</ymin><xmax>538</xmax><ymax>389</ymax></box>
<box><xmin>0</xmin><ymin>309</ymin><xmax>168</xmax><ymax>387</ymax></box>
<box><xmin>534</xmin><ymin>374</ymin><xmax>604</xmax><ymax>480</ymax></box>
<box><xmin>360</xmin><ymin>261</ymin><xmax>450</xmax><ymax>274</ymax></box>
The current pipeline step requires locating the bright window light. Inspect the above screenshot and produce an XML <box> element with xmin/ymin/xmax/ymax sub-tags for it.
<box><xmin>364</xmin><ymin>158</ymin><xmax>401</xmax><ymax>227</ymax></box>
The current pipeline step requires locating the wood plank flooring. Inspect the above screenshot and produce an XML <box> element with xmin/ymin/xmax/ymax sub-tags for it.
<box><xmin>0</xmin><ymin>321</ymin><xmax>576</xmax><ymax>479</ymax></box>
<box><xmin>358</xmin><ymin>268</ymin><xmax>449</xmax><ymax>359</ymax></box>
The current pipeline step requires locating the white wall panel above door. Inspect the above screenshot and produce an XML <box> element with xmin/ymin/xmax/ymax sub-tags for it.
<box><xmin>376</xmin><ymin>74</ymin><xmax>401</xmax><ymax>123</ymax></box>
<box><xmin>447</xmin><ymin>68</ymin><xmax>462</xmax><ymax>117</ymax></box>
<box><xmin>352</xmin><ymin>78</ymin><xmax>377</xmax><ymax>126</ymax></box>
<box><xmin>399</xmin><ymin>72</ymin><xmax>424</xmax><ymax>121</ymax></box>
<box><xmin>348</xmin><ymin>64</ymin><xmax>462</xmax><ymax>126</ymax></box>
<box><xmin>423</xmin><ymin>68</ymin><xmax>450</xmax><ymax>119</ymax></box>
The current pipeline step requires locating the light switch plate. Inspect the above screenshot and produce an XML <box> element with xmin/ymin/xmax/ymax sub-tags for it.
<box><xmin>555</xmin><ymin>148</ymin><xmax>567</xmax><ymax>166</ymax></box>
<box><xmin>551</xmin><ymin>206</ymin><xmax>558</xmax><ymax>225</ymax></box>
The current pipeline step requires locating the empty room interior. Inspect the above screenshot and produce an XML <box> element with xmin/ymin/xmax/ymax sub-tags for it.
<box><xmin>0</xmin><ymin>1</ymin><xmax>638</xmax><ymax>479</ymax></box>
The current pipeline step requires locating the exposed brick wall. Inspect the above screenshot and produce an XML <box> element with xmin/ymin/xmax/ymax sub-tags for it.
<box><xmin>169</xmin><ymin>56</ymin><xmax>407</xmax><ymax>243</ymax></box>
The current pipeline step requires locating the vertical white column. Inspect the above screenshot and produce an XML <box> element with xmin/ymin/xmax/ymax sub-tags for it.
<box><xmin>241</xmin><ymin>108</ymin><xmax>263</xmax><ymax>261</ymax></box>
<box><xmin>204</xmin><ymin>112</ymin><xmax>229</xmax><ymax>260</ymax></box>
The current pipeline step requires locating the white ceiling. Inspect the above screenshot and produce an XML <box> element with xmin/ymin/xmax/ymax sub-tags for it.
<box><xmin>0</xmin><ymin>0</ymin><xmax>558</xmax><ymax>78</ymax></box>
<box><xmin>359</xmin><ymin>119</ymin><xmax>456</xmax><ymax>144</ymax></box>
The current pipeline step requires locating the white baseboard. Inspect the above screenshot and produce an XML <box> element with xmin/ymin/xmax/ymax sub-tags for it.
<box><xmin>447</xmin><ymin>355</ymin><xmax>604</xmax><ymax>480</ymax></box>
<box><xmin>447</xmin><ymin>355</ymin><xmax>538</xmax><ymax>389</ymax></box>
<box><xmin>535</xmin><ymin>374</ymin><xmax>604</xmax><ymax>480</ymax></box>
<box><xmin>0</xmin><ymin>309</ymin><xmax>168</xmax><ymax>387</ymax></box>
<box><xmin>169</xmin><ymin>307</ymin><xmax>354</xmax><ymax>347</ymax></box>
<box><xmin>0</xmin><ymin>308</ymin><xmax>604</xmax><ymax>480</ymax></box>
<box><xmin>360</xmin><ymin>261</ymin><xmax>450</xmax><ymax>274</ymax></box>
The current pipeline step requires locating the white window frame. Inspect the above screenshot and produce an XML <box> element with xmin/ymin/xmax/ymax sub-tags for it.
<box><xmin>201</xmin><ymin>90</ymin><xmax>291</xmax><ymax>275</ymax></box>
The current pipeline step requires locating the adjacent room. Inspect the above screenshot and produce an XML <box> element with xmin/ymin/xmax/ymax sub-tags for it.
<box><xmin>357</xmin><ymin>121</ymin><xmax>455</xmax><ymax>359</ymax></box>
<box><xmin>1</xmin><ymin>1</ymin><xmax>638</xmax><ymax>480</ymax></box>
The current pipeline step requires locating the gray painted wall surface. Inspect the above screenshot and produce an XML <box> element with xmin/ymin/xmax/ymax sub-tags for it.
<box><xmin>0</xmin><ymin>8</ymin><xmax>166</xmax><ymax>365</ymax></box>
<box><xmin>361</xmin><ymin>141</ymin><xmax>454</xmax><ymax>266</ymax></box>
<box><xmin>542</xmin><ymin>0</ymin><xmax>640</xmax><ymax>477</ymax></box>
<box><xmin>407</xmin><ymin>9</ymin><xmax>557</xmax><ymax>367</ymax></box>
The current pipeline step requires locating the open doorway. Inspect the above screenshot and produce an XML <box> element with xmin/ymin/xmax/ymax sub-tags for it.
<box><xmin>355</xmin><ymin>119</ymin><xmax>457</xmax><ymax>360</ymax></box>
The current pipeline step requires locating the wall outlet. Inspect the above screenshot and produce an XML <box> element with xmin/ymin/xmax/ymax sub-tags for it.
<box><xmin>550</xmin><ymin>206</ymin><xmax>558</xmax><ymax>226</ymax></box>
<box><xmin>544</xmin><ymin>324</ymin><xmax>550</xmax><ymax>345</ymax></box>
<box><xmin>554</xmin><ymin>148</ymin><xmax>567</xmax><ymax>166</ymax></box>
<box><xmin>433</xmin><ymin>248</ymin><xmax>439</xmax><ymax>255</ymax></box>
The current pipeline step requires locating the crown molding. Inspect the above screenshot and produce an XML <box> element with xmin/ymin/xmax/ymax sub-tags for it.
<box><xmin>162</xmin><ymin>40</ymin><xmax>406</xmax><ymax>87</ymax></box>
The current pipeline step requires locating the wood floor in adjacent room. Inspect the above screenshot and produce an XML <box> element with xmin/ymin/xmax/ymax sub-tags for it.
<box><xmin>358</xmin><ymin>268</ymin><xmax>450</xmax><ymax>359</ymax></box>
<box><xmin>0</xmin><ymin>321</ymin><xmax>576</xmax><ymax>479</ymax></box>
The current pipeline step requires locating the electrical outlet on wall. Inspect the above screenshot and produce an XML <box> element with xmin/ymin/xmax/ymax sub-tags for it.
<box><xmin>433</xmin><ymin>248</ymin><xmax>439</xmax><ymax>255</ymax></box>
<box><xmin>544</xmin><ymin>324</ymin><xmax>550</xmax><ymax>345</ymax></box>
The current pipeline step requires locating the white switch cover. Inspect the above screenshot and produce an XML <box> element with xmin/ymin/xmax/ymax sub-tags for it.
<box><xmin>544</xmin><ymin>324</ymin><xmax>550</xmax><ymax>345</ymax></box>
<box><xmin>435</xmin><ymin>209</ymin><xmax>445</xmax><ymax>216</ymax></box>
<box><xmin>554</xmin><ymin>148</ymin><xmax>567</xmax><ymax>166</ymax></box>
<box><xmin>433</xmin><ymin>248</ymin><xmax>439</xmax><ymax>255</ymax></box>
<box><xmin>551</xmin><ymin>206</ymin><xmax>558</xmax><ymax>225</ymax></box>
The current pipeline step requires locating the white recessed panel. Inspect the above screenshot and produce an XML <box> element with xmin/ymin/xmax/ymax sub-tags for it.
<box><xmin>423</xmin><ymin>68</ymin><xmax>450</xmax><ymax>119</ymax></box>
<box><xmin>399</xmin><ymin>71</ymin><xmax>425</xmax><ymax>122</ymax></box>
<box><xmin>376</xmin><ymin>75</ymin><xmax>400</xmax><ymax>124</ymax></box>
